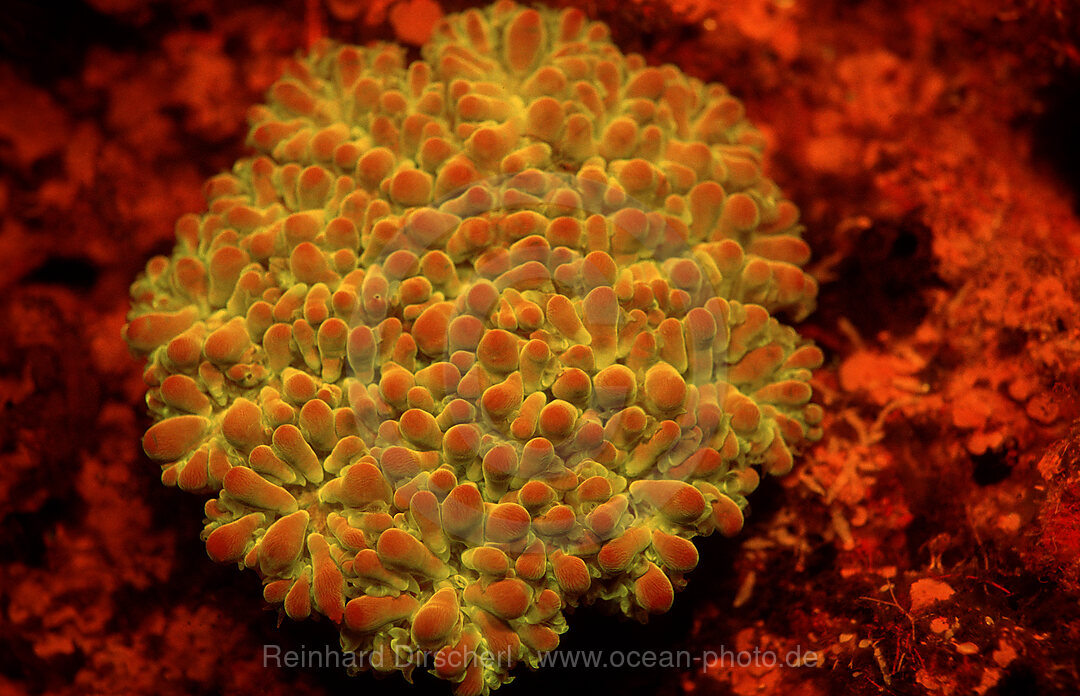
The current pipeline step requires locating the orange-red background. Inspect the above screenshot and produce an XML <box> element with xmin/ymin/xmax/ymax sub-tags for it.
<box><xmin>3</xmin><ymin>1</ymin><xmax>1080</xmax><ymax>694</ymax></box>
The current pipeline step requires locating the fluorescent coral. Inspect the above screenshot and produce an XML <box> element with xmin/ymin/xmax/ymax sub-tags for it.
<box><xmin>123</xmin><ymin>1</ymin><xmax>821</xmax><ymax>692</ymax></box>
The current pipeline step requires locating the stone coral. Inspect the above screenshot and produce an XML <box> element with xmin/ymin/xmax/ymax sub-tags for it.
<box><xmin>123</xmin><ymin>2</ymin><xmax>823</xmax><ymax>693</ymax></box>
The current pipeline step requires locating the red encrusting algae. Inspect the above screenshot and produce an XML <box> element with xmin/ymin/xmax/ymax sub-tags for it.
<box><xmin>5</xmin><ymin>0</ymin><xmax>1080</xmax><ymax>695</ymax></box>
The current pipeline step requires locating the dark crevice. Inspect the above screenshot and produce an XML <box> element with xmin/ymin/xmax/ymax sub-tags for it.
<box><xmin>971</xmin><ymin>444</ymin><xmax>1016</xmax><ymax>487</ymax></box>
<box><xmin>994</xmin><ymin>662</ymin><xmax>1041</xmax><ymax>696</ymax></box>
<box><xmin>0</xmin><ymin>499</ymin><xmax>75</xmax><ymax>568</ymax></box>
<box><xmin>818</xmin><ymin>216</ymin><xmax>940</xmax><ymax>340</ymax></box>
<box><xmin>23</xmin><ymin>256</ymin><xmax>100</xmax><ymax>289</ymax></box>
<box><xmin>0</xmin><ymin>0</ymin><xmax>141</xmax><ymax>85</ymax></box>
<box><xmin>1028</xmin><ymin>68</ymin><xmax>1080</xmax><ymax>215</ymax></box>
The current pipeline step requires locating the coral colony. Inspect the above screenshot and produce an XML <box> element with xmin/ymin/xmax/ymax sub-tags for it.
<box><xmin>123</xmin><ymin>2</ymin><xmax>822</xmax><ymax>693</ymax></box>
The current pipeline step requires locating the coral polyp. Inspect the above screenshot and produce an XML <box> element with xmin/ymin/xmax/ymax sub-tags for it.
<box><xmin>123</xmin><ymin>1</ymin><xmax>822</xmax><ymax>692</ymax></box>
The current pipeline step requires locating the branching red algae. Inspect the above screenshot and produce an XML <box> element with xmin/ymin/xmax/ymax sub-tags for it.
<box><xmin>122</xmin><ymin>2</ymin><xmax>820</xmax><ymax>692</ymax></box>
